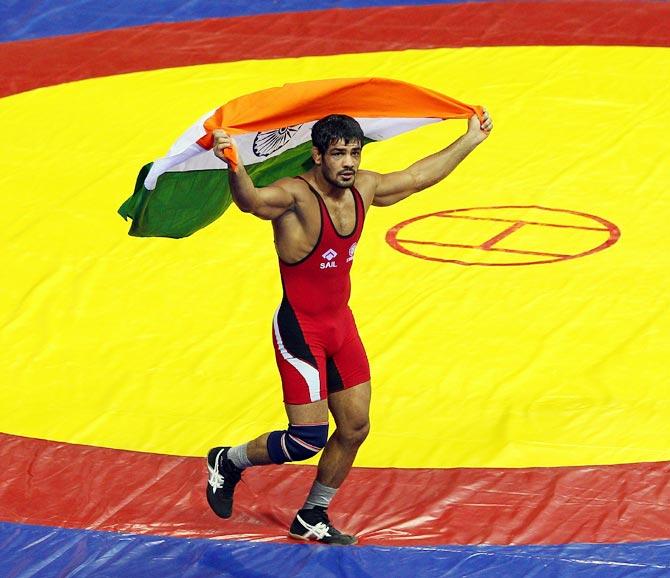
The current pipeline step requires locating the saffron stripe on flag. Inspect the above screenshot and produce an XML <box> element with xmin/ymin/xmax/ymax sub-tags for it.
<box><xmin>119</xmin><ymin>78</ymin><xmax>479</xmax><ymax>238</ymax></box>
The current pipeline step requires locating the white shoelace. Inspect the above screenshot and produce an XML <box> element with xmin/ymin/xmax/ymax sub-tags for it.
<box><xmin>208</xmin><ymin>451</ymin><xmax>226</xmax><ymax>493</ymax></box>
<box><xmin>297</xmin><ymin>515</ymin><xmax>331</xmax><ymax>540</ymax></box>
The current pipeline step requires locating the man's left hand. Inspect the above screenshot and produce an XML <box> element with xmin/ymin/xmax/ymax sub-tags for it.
<box><xmin>466</xmin><ymin>108</ymin><xmax>493</xmax><ymax>144</ymax></box>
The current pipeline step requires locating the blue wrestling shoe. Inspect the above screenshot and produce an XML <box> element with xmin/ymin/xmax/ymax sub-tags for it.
<box><xmin>206</xmin><ymin>447</ymin><xmax>242</xmax><ymax>519</ymax></box>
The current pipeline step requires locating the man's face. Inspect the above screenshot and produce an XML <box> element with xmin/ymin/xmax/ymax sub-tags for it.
<box><xmin>316</xmin><ymin>138</ymin><xmax>362</xmax><ymax>189</ymax></box>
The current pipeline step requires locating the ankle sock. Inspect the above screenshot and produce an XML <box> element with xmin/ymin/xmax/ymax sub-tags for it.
<box><xmin>227</xmin><ymin>444</ymin><xmax>253</xmax><ymax>470</ymax></box>
<box><xmin>303</xmin><ymin>480</ymin><xmax>337</xmax><ymax>510</ymax></box>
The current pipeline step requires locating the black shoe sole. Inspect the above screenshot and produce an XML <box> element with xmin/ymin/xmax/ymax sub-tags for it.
<box><xmin>287</xmin><ymin>531</ymin><xmax>358</xmax><ymax>546</ymax></box>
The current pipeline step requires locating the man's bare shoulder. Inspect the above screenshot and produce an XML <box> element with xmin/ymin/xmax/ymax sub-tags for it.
<box><xmin>266</xmin><ymin>176</ymin><xmax>315</xmax><ymax>223</ymax></box>
<box><xmin>265</xmin><ymin>175</ymin><xmax>296</xmax><ymax>190</ymax></box>
<box><xmin>268</xmin><ymin>175</ymin><xmax>311</xmax><ymax>197</ymax></box>
<box><xmin>352</xmin><ymin>170</ymin><xmax>380</xmax><ymax>203</ymax></box>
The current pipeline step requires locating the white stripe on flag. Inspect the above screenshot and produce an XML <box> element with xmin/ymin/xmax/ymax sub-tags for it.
<box><xmin>144</xmin><ymin>108</ymin><xmax>215</xmax><ymax>190</ymax></box>
<box><xmin>143</xmin><ymin>116</ymin><xmax>441</xmax><ymax>190</ymax></box>
<box><xmin>272</xmin><ymin>308</ymin><xmax>321</xmax><ymax>403</ymax></box>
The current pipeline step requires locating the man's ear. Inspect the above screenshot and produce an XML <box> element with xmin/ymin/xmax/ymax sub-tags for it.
<box><xmin>311</xmin><ymin>146</ymin><xmax>322</xmax><ymax>165</ymax></box>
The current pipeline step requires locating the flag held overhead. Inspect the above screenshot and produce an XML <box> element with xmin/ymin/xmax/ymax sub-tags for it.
<box><xmin>118</xmin><ymin>77</ymin><xmax>482</xmax><ymax>238</ymax></box>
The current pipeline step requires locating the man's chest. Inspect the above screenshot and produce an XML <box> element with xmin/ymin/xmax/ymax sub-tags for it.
<box><xmin>320</xmin><ymin>195</ymin><xmax>356</xmax><ymax>236</ymax></box>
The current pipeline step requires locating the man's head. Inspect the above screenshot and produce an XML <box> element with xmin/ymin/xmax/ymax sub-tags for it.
<box><xmin>311</xmin><ymin>115</ymin><xmax>364</xmax><ymax>189</ymax></box>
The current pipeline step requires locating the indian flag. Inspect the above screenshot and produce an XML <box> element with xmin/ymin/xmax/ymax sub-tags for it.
<box><xmin>118</xmin><ymin>77</ymin><xmax>483</xmax><ymax>238</ymax></box>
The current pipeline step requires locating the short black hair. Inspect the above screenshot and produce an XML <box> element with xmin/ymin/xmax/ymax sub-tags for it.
<box><xmin>311</xmin><ymin>114</ymin><xmax>364</xmax><ymax>154</ymax></box>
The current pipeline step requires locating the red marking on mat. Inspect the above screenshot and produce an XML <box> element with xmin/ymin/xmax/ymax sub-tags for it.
<box><xmin>2</xmin><ymin>1</ymin><xmax>670</xmax><ymax>98</ymax></box>
<box><xmin>387</xmin><ymin>206</ymin><xmax>621</xmax><ymax>266</ymax></box>
<box><xmin>398</xmin><ymin>238</ymin><xmax>570</xmax><ymax>259</ymax></box>
<box><xmin>2</xmin><ymin>432</ymin><xmax>670</xmax><ymax>546</ymax></box>
<box><xmin>480</xmin><ymin>221</ymin><xmax>525</xmax><ymax>250</ymax></box>
<box><xmin>441</xmin><ymin>213</ymin><xmax>610</xmax><ymax>232</ymax></box>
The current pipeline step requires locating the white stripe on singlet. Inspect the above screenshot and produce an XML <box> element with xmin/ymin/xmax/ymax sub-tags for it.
<box><xmin>273</xmin><ymin>307</ymin><xmax>321</xmax><ymax>402</ymax></box>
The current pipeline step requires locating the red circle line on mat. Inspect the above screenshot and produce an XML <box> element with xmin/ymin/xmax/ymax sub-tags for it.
<box><xmin>386</xmin><ymin>206</ymin><xmax>621</xmax><ymax>266</ymax></box>
<box><xmin>2</xmin><ymin>1</ymin><xmax>670</xmax><ymax>98</ymax></box>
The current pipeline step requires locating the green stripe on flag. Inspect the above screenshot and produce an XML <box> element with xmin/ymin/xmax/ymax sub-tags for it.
<box><xmin>118</xmin><ymin>141</ymin><xmax>315</xmax><ymax>238</ymax></box>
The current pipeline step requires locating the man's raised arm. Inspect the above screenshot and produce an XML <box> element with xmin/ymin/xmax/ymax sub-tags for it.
<box><xmin>371</xmin><ymin>109</ymin><xmax>493</xmax><ymax>207</ymax></box>
<box><xmin>213</xmin><ymin>130</ymin><xmax>295</xmax><ymax>220</ymax></box>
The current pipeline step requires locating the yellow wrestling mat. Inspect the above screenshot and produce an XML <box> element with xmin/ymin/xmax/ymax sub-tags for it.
<box><xmin>1</xmin><ymin>46</ymin><xmax>669</xmax><ymax>468</ymax></box>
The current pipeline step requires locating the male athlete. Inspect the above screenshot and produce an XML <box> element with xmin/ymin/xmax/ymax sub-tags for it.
<box><xmin>207</xmin><ymin>110</ymin><xmax>493</xmax><ymax>545</ymax></box>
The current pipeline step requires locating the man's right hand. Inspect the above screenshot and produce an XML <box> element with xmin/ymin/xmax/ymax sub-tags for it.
<box><xmin>213</xmin><ymin>129</ymin><xmax>236</xmax><ymax>162</ymax></box>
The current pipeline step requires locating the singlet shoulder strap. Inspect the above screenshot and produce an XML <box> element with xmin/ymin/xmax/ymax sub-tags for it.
<box><xmin>294</xmin><ymin>175</ymin><xmax>322</xmax><ymax>199</ymax></box>
<box><xmin>294</xmin><ymin>176</ymin><xmax>328</xmax><ymax>215</ymax></box>
<box><xmin>351</xmin><ymin>186</ymin><xmax>364</xmax><ymax>211</ymax></box>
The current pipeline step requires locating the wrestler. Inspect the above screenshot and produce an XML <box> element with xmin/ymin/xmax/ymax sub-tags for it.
<box><xmin>207</xmin><ymin>110</ymin><xmax>493</xmax><ymax>544</ymax></box>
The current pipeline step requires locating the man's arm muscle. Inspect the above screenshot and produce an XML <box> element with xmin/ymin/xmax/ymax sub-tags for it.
<box><xmin>229</xmin><ymin>168</ymin><xmax>295</xmax><ymax>221</ymax></box>
<box><xmin>213</xmin><ymin>130</ymin><xmax>295</xmax><ymax>220</ymax></box>
<box><xmin>372</xmin><ymin>111</ymin><xmax>493</xmax><ymax>207</ymax></box>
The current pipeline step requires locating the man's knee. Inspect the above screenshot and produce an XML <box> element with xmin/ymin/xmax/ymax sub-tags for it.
<box><xmin>266</xmin><ymin>423</ymin><xmax>329</xmax><ymax>464</ymax></box>
<box><xmin>339</xmin><ymin>419</ymin><xmax>370</xmax><ymax>448</ymax></box>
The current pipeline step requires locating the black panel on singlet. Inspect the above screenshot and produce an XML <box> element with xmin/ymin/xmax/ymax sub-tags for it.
<box><xmin>326</xmin><ymin>357</ymin><xmax>344</xmax><ymax>393</ymax></box>
<box><xmin>276</xmin><ymin>296</ymin><xmax>318</xmax><ymax>368</ymax></box>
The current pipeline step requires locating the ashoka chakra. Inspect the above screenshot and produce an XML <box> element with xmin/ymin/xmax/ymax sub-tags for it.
<box><xmin>253</xmin><ymin>125</ymin><xmax>302</xmax><ymax>157</ymax></box>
